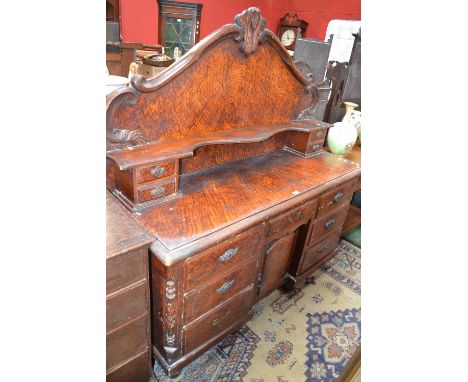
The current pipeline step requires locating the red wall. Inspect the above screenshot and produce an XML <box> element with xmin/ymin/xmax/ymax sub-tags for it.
<box><xmin>119</xmin><ymin>0</ymin><xmax>360</xmax><ymax>45</ymax></box>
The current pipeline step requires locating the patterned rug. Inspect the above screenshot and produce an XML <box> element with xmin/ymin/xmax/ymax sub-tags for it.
<box><xmin>153</xmin><ymin>240</ymin><xmax>361</xmax><ymax>381</ymax></box>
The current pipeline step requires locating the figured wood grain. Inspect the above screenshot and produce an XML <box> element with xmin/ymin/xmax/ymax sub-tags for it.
<box><xmin>136</xmin><ymin>151</ymin><xmax>359</xmax><ymax>252</ymax></box>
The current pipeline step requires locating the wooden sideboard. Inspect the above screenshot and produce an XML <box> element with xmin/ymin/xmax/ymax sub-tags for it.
<box><xmin>106</xmin><ymin>7</ymin><xmax>361</xmax><ymax>378</ymax></box>
<box><xmin>106</xmin><ymin>192</ymin><xmax>153</xmax><ymax>381</ymax></box>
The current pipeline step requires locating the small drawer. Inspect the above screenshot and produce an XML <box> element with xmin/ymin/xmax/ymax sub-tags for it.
<box><xmin>136</xmin><ymin>179</ymin><xmax>176</xmax><ymax>203</ymax></box>
<box><xmin>106</xmin><ymin>247</ymin><xmax>147</xmax><ymax>295</ymax></box>
<box><xmin>183</xmin><ymin>285</ymin><xmax>254</xmax><ymax>353</ymax></box>
<box><xmin>308</xmin><ymin>204</ymin><xmax>349</xmax><ymax>246</ymax></box>
<box><xmin>183</xmin><ymin>257</ymin><xmax>258</xmax><ymax>324</ymax></box>
<box><xmin>106</xmin><ymin>314</ymin><xmax>148</xmax><ymax>370</ymax></box>
<box><xmin>307</xmin><ymin>139</ymin><xmax>324</xmax><ymax>155</ymax></box>
<box><xmin>106</xmin><ymin>281</ymin><xmax>148</xmax><ymax>333</ymax></box>
<box><xmin>317</xmin><ymin>183</ymin><xmax>352</xmax><ymax>217</ymax></box>
<box><xmin>266</xmin><ymin>201</ymin><xmax>316</xmax><ymax>240</ymax></box>
<box><xmin>312</xmin><ymin>128</ymin><xmax>327</xmax><ymax>140</ymax></box>
<box><xmin>301</xmin><ymin>231</ymin><xmax>341</xmax><ymax>273</ymax></box>
<box><xmin>185</xmin><ymin>225</ymin><xmax>264</xmax><ymax>291</ymax></box>
<box><xmin>137</xmin><ymin>161</ymin><xmax>175</xmax><ymax>183</ymax></box>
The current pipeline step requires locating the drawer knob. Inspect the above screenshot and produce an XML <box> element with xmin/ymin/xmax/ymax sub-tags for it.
<box><xmin>150</xmin><ymin>166</ymin><xmax>165</xmax><ymax>176</ymax></box>
<box><xmin>333</xmin><ymin>192</ymin><xmax>344</xmax><ymax>203</ymax></box>
<box><xmin>316</xmin><ymin>130</ymin><xmax>323</xmax><ymax>138</ymax></box>
<box><xmin>324</xmin><ymin>218</ymin><xmax>335</xmax><ymax>230</ymax></box>
<box><xmin>219</xmin><ymin>247</ymin><xmax>238</xmax><ymax>263</ymax></box>
<box><xmin>216</xmin><ymin>280</ymin><xmax>234</xmax><ymax>294</ymax></box>
<box><xmin>318</xmin><ymin>244</ymin><xmax>327</xmax><ymax>253</ymax></box>
<box><xmin>151</xmin><ymin>187</ymin><xmax>165</xmax><ymax>197</ymax></box>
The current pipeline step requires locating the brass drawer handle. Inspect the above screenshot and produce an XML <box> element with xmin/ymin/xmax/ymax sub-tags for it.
<box><xmin>219</xmin><ymin>247</ymin><xmax>238</xmax><ymax>263</ymax></box>
<box><xmin>318</xmin><ymin>244</ymin><xmax>327</xmax><ymax>253</ymax></box>
<box><xmin>150</xmin><ymin>166</ymin><xmax>165</xmax><ymax>177</ymax></box>
<box><xmin>311</xmin><ymin>144</ymin><xmax>320</xmax><ymax>152</ymax></box>
<box><xmin>316</xmin><ymin>130</ymin><xmax>323</xmax><ymax>138</ymax></box>
<box><xmin>151</xmin><ymin>187</ymin><xmax>165</xmax><ymax>197</ymax></box>
<box><xmin>333</xmin><ymin>192</ymin><xmax>344</xmax><ymax>203</ymax></box>
<box><xmin>324</xmin><ymin>218</ymin><xmax>335</xmax><ymax>230</ymax></box>
<box><xmin>216</xmin><ymin>280</ymin><xmax>234</xmax><ymax>294</ymax></box>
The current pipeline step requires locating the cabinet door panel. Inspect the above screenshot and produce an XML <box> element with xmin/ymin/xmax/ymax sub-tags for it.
<box><xmin>259</xmin><ymin>231</ymin><xmax>297</xmax><ymax>298</ymax></box>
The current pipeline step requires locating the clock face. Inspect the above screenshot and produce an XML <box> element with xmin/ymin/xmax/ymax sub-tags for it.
<box><xmin>281</xmin><ymin>29</ymin><xmax>296</xmax><ymax>47</ymax></box>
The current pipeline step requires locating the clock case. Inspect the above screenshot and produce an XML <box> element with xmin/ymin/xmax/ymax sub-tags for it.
<box><xmin>278</xmin><ymin>13</ymin><xmax>308</xmax><ymax>51</ymax></box>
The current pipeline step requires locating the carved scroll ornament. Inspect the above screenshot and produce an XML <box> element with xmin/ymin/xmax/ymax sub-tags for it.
<box><xmin>234</xmin><ymin>7</ymin><xmax>266</xmax><ymax>56</ymax></box>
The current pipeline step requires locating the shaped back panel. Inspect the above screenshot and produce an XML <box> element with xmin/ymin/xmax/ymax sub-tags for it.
<box><xmin>106</xmin><ymin>8</ymin><xmax>318</xmax><ymax>149</ymax></box>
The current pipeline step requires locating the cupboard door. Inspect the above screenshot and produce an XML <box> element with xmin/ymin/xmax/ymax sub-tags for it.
<box><xmin>259</xmin><ymin>231</ymin><xmax>297</xmax><ymax>298</ymax></box>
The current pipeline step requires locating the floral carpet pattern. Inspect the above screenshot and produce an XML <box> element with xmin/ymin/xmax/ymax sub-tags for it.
<box><xmin>153</xmin><ymin>239</ymin><xmax>361</xmax><ymax>382</ymax></box>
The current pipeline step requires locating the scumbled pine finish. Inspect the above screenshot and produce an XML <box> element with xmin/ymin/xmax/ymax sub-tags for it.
<box><xmin>106</xmin><ymin>7</ymin><xmax>360</xmax><ymax>379</ymax></box>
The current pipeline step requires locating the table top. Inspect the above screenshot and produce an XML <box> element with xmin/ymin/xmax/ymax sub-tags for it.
<box><xmin>136</xmin><ymin>150</ymin><xmax>360</xmax><ymax>252</ymax></box>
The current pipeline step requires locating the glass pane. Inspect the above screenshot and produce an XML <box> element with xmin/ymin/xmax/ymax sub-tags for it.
<box><xmin>164</xmin><ymin>17</ymin><xmax>194</xmax><ymax>57</ymax></box>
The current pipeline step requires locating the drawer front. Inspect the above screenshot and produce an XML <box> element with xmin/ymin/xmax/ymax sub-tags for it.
<box><xmin>136</xmin><ymin>179</ymin><xmax>175</xmax><ymax>203</ymax></box>
<box><xmin>307</xmin><ymin>139</ymin><xmax>324</xmax><ymax>155</ymax></box>
<box><xmin>183</xmin><ymin>257</ymin><xmax>258</xmax><ymax>324</ymax></box>
<box><xmin>317</xmin><ymin>182</ymin><xmax>352</xmax><ymax>217</ymax></box>
<box><xmin>266</xmin><ymin>201</ymin><xmax>316</xmax><ymax>240</ymax></box>
<box><xmin>301</xmin><ymin>231</ymin><xmax>341</xmax><ymax>273</ymax></box>
<box><xmin>106</xmin><ymin>350</ymin><xmax>151</xmax><ymax>382</ymax></box>
<box><xmin>184</xmin><ymin>286</ymin><xmax>254</xmax><ymax>353</ymax></box>
<box><xmin>185</xmin><ymin>225</ymin><xmax>264</xmax><ymax>290</ymax></box>
<box><xmin>106</xmin><ymin>314</ymin><xmax>148</xmax><ymax>370</ymax></box>
<box><xmin>106</xmin><ymin>247</ymin><xmax>147</xmax><ymax>295</ymax></box>
<box><xmin>137</xmin><ymin>161</ymin><xmax>175</xmax><ymax>183</ymax></box>
<box><xmin>312</xmin><ymin>127</ymin><xmax>327</xmax><ymax>140</ymax></box>
<box><xmin>107</xmin><ymin>281</ymin><xmax>148</xmax><ymax>333</ymax></box>
<box><xmin>308</xmin><ymin>204</ymin><xmax>349</xmax><ymax>246</ymax></box>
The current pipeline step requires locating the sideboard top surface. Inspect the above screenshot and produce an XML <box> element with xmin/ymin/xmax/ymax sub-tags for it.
<box><xmin>106</xmin><ymin>191</ymin><xmax>153</xmax><ymax>258</ymax></box>
<box><xmin>136</xmin><ymin>150</ymin><xmax>359</xmax><ymax>253</ymax></box>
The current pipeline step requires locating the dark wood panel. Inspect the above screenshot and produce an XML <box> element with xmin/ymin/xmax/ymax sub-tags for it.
<box><xmin>259</xmin><ymin>231</ymin><xmax>297</xmax><ymax>298</ymax></box>
<box><xmin>106</xmin><ymin>247</ymin><xmax>148</xmax><ymax>295</ymax></box>
<box><xmin>106</xmin><ymin>350</ymin><xmax>151</xmax><ymax>382</ymax></box>
<box><xmin>107</xmin><ymin>281</ymin><xmax>148</xmax><ymax>333</ymax></box>
<box><xmin>266</xmin><ymin>201</ymin><xmax>316</xmax><ymax>241</ymax></box>
<box><xmin>106</xmin><ymin>314</ymin><xmax>149</xmax><ymax>370</ymax></box>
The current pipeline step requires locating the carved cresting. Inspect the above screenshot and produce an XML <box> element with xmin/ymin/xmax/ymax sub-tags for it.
<box><xmin>234</xmin><ymin>7</ymin><xmax>266</xmax><ymax>56</ymax></box>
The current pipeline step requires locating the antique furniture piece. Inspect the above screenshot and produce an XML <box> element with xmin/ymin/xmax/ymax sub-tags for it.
<box><xmin>157</xmin><ymin>0</ymin><xmax>203</xmax><ymax>57</ymax></box>
<box><xmin>278</xmin><ymin>13</ymin><xmax>308</xmax><ymax>51</ymax></box>
<box><xmin>106</xmin><ymin>191</ymin><xmax>153</xmax><ymax>382</ymax></box>
<box><xmin>106</xmin><ymin>7</ymin><xmax>361</xmax><ymax>378</ymax></box>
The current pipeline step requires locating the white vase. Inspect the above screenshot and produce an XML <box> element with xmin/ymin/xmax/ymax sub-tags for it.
<box><xmin>327</xmin><ymin>102</ymin><xmax>359</xmax><ymax>155</ymax></box>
